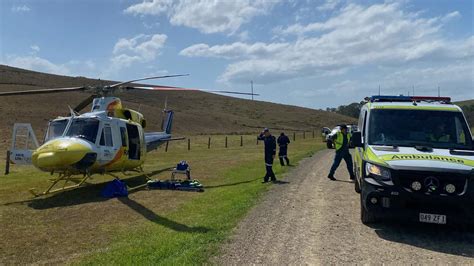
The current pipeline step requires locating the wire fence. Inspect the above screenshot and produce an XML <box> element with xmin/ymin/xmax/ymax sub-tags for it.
<box><xmin>3</xmin><ymin>130</ymin><xmax>326</xmax><ymax>175</ymax></box>
<box><xmin>159</xmin><ymin>130</ymin><xmax>324</xmax><ymax>152</ymax></box>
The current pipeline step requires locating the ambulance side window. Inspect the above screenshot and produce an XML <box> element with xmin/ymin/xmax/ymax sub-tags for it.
<box><xmin>454</xmin><ymin>117</ymin><xmax>466</xmax><ymax>144</ymax></box>
<box><xmin>358</xmin><ymin>110</ymin><xmax>364</xmax><ymax>132</ymax></box>
<box><xmin>120</xmin><ymin>127</ymin><xmax>127</xmax><ymax>147</ymax></box>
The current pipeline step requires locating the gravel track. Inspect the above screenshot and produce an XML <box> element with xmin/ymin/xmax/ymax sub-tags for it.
<box><xmin>216</xmin><ymin>149</ymin><xmax>474</xmax><ymax>265</ymax></box>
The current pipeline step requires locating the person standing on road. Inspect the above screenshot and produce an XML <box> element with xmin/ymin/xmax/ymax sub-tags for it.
<box><xmin>277</xmin><ymin>132</ymin><xmax>290</xmax><ymax>166</ymax></box>
<box><xmin>258</xmin><ymin>128</ymin><xmax>277</xmax><ymax>183</ymax></box>
<box><xmin>327</xmin><ymin>124</ymin><xmax>355</xmax><ymax>181</ymax></box>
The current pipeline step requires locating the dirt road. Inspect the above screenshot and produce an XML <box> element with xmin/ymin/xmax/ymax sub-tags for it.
<box><xmin>216</xmin><ymin>150</ymin><xmax>474</xmax><ymax>264</ymax></box>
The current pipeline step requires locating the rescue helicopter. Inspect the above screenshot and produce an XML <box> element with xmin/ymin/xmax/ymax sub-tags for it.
<box><xmin>0</xmin><ymin>75</ymin><xmax>257</xmax><ymax>196</ymax></box>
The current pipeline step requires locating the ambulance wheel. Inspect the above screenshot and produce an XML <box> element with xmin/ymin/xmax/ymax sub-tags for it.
<box><xmin>326</xmin><ymin>141</ymin><xmax>333</xmax><ymax>149</ymax></box>
<box><xmin>360</xmin><ymin>196</ymin><xmax>377</xmax><ymax>224</ymax></box>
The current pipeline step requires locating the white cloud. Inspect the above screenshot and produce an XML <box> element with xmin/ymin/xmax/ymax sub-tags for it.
<box><xmin>2</xmin><ymin>50</ymin><xmax>97</xmax><ymax>78</ymax></box>
<box><xmin>110</xmin><ymin>54</ymin><xmax>142</xmax><ymax>67</ymax></box>
<box><xmin>2</xmin><ymin>55</ymin><xmax>70</xmax><ymax>75</ymax></box>
<box><xmin>30</xmin><ymin>45</ymin><xmax>40</xmax><ymax>55</ymax></box>
<box><xmin>237</xmin><ymin>30</ymin><xmax>250</xmax><ymax>41</ymax></box>
<box><xmin>317</xmin><ymin>0</ymin><xmax>340</xmax><ymax>11</ymax></box>
<box><xmin>111</xmin><ymin>34</ymin><xmax>167</xmax><ymax>68</ymax></box>
<box><xmin>11</xmin><ymin>5</ymin><xmax>30</xmax><ymax>12</ymax></box>
<box><xmin>124</xmin><ymin>0</ymin><xmax>280</xmax><ymax>34</ymax></box>
<box><xmin>179</xmin><ymin>42</ymin><xmax>289</xmax><ymax>59</ymax></box>
<box><xmin>125</xmin><ymin>0</ymin><xmax>172</xmax><ymax>15</ymax></box>
<box><xmin>180</xmin><ymin>2</ymin><xmax>473</xmax><ymax>85</ymax></box>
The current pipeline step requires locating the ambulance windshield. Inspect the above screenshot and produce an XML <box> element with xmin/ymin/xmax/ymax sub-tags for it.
<box><xmin>368</xmin><ymin>109</ymin><xmax>473</xmax><ymax>150</ymax></box>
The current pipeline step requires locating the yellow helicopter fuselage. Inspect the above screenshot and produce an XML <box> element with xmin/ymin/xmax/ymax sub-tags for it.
<box><xmin>32</xmin><ymin>97</ymin><xmax>149</xmax><ymax>174</ymax></box>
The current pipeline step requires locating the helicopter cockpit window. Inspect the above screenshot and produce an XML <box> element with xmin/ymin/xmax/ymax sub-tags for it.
<box><xmin>65</xmin><ymin>118</ymin><xmax>100</xmax><ymax>143</ymax></box>
<box><xmin>99</xmin><ymin>126</ymin><xmax>114</xmax><ymax>147</ymax></box>
<box><xmin>45</xmin><ymin>119</ymin><xmax>69</xmax><ymax>142</ymax></box>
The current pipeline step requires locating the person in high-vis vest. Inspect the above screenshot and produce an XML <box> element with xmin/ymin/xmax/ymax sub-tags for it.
<box><xmin>429</xmin><ymin>123</ymin><xmax>451</xmax><ymax>142</ymax></box>
<box><xmin>328</xmin><ymin>124</ymin><xmax>355</xmax><ymax>181</ymax></box>
<box><xmin>258</xmin><ymin>128</ymin><xmax>277</xmax><ymax>183</ymax></box>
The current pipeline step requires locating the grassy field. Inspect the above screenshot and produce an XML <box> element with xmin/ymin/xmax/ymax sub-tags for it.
<box><xmin>0</xmin><ymin>134</ymin><xmax>325</xmax><ymax>264</ymax></box>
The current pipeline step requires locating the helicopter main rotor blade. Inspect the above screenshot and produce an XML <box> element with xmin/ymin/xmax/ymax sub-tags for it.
<box><xmin>130</xmin><ymin>86</ymin><xmax>260</xmax><ymax>96</ymax></box>
<box><xmin>73</xmin><ymin>94</ymin><xmax>97</xmax><ymax>113</ymax></box>
<box><xmin>0</xmin><ymin>86</ymin><xmax>86</xmax><ymax>96</ymax></box>
<box><xmin>110</xmin><ymin>74</ymin><xmax>190</xmax><ymax>88</ymax></box>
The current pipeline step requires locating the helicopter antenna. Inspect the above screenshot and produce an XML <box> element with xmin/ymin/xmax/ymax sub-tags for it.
<box><xmin>68</xmin><ymin>105</ymin><xmax>77</xmax><ymax>117</ymax></box>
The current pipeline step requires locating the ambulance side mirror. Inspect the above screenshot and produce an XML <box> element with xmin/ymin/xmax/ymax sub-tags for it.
<box><xmin>351</xmin><ymin>131</ymin><xmax>363</xmax><ymax>147</ymax></box>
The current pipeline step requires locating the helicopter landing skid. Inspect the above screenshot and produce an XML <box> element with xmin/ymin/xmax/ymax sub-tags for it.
<box><xmin>29</xmin><ymin>173</ymin><xmax>91</xmax><ymax>197</ymax></box>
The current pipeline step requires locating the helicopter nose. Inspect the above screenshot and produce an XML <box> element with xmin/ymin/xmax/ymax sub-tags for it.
<box><xmin>32</xmin><ymin>139</ymin><xmax>96</xmax><ymax>170</ymax></box>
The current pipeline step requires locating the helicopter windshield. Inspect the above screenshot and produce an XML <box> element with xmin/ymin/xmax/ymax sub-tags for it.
<box><xmin>45</xmin><ymin>119</ymin><xmax>69</xmax><ymax>142</ymax></box>
<box><xmin>65</xmin><ymin>118</ymin><xmax>100</xmax><ymax>143</ymax></box>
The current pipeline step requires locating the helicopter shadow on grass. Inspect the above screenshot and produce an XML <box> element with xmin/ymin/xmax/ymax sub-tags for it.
<box><xmin>369</xmin><ymin>221</ymin><xmax>474</xmax><ymax>258</ymax></box>
<box><xmin>205</xmin><ymin>178</ymin><xmax>290</xmax><ymax>189</ymax></box>
<box><xmin>204</xmin><ymin>177</ymin><xmax>262</xmax><ymax>189</ymax></box>
<box><xmin>117</xmin><ymin>197</ymin><xmax>210</xmax><ymax>233</ymax></box>
<box><xmin>26</xmin><ymin>167</ymin><xmax>173</xmax><ymax>210</ymax></box>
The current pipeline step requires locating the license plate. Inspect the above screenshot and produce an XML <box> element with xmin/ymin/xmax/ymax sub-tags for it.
<box><xmin>419</xmin><ymin>213</ymin><xmax>447</xmax><ymax>224</ymax></box>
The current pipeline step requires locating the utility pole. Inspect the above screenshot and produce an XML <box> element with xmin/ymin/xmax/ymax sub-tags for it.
<box><xmin>251</xmin><ymin>80</ymin><xmax>254</xmax><ymax>101</ymax></box>
<box><xmin>438</xmin><ymin>85</ymin><xmax>440</xmax><ymax>97</ymax></box>
<box><xmin>378</xmin><ymin>85</ymin><xmax>381</xmax><ymax>96</ymax></box>
<box><xmin>412</xmin><ymin>85</ymin><xmax>415</xmax><ymax>96</ymax></box>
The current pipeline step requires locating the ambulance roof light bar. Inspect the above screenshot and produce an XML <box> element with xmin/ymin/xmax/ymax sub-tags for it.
<box><xmin>369</xmin><ymin>95</ymin><xmax>451</xmax><ymax>103</ymax></box>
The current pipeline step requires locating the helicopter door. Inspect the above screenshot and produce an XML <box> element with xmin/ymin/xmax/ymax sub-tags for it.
<box><xmin>126</xmin><ymin>124</ymin><xmax>141</xmax><ymax>160</ymax></box>
<box><xmin>98</xmin><ymin>124</ymin><xmax>115</xmax><ymax>165</ymax></box>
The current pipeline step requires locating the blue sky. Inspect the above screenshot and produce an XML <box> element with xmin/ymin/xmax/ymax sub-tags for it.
<box><xmin>1</xmin><ymin>0</ymin><xmax>473</xmax><ymax>109</ymax></box>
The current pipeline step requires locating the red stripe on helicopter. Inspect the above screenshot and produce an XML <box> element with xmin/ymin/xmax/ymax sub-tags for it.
<box><xmin>102</xmin><ymin>148</ymin><xmax>124</xmax><ymax>167</ymax></box>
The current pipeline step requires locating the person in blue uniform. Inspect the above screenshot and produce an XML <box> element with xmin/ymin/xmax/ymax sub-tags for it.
<box><xmin>277</xmin><ymin>132</ymin><xmax>290</xmax><ymax>166</ymax></box>
<box><xmin>257</xmin><ymin>128</ymin><xmax>277</xmax><ymax>183</ymax></box>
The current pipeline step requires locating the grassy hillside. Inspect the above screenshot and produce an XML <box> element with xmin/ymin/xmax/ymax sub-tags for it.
<box><xmin>0</xmin><ymin>65</ymin><xmax>354</xmax><ymax>152</ymax></box>
<box><xmin>456</xmin><ymin>100</ymin><xmax>474</xmax><ymax>128</ymax></box>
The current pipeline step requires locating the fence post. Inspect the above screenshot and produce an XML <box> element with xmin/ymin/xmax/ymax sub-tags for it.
<box><xmin>165</xmin><ymin>141</ymin><xmax>169</xmax><ymax>152</ymax></box>
<box><xmin>256</xmin><ymin>138</ymin><xmax>259</xmax><ymax>145</ymax></box>
<box><xmin>5</xmin><ymin>150</ymin><xmax>10</xmax><ymax>175</ymax></box>
<box><xmin>188</xmin><ymin>138</ymin><xmax>191</xmax><ymax>151</ymax></box>
<box><xmin>225</xmin><ymin>136</ymin><xmax>228</xmax><ymax>148</ymax></box>
<box><xmin>312</xmin><ymin>130</ymin><xmax>315</xmax><ymax>138</ymax></box>
<box><xmin>303</xmin><ymin>131</ymin><xmax>306</xmax><ymax>139</ymax></box>
<box><xmin>240</xmin><ymin>136</ymin><xmax>243</xmax><ymax>147</ymax></box>
<box><xmin>208</xmin><ymin>137</ymin><xmax>211</xmax><ymax>149</ymax></box>
<box><xmin>293</xmin><ymin>132</ymin><xmax>296</xmax><ymax>141</ymax></box>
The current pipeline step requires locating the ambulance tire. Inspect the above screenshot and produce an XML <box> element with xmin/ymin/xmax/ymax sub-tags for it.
<box><xmin>326</xmin><ymin>140</ymin><xmax>333</xmax><ymax>149</ymax></box>
<box><xmin>361</xmin><ymin>195</ymin><xmax>377</xmax><ymax>224</ymax></box>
